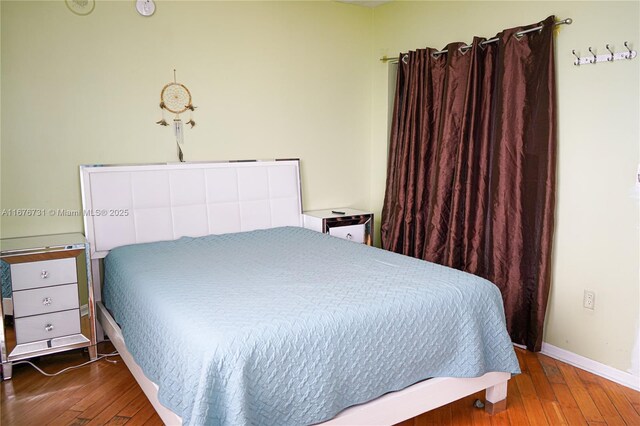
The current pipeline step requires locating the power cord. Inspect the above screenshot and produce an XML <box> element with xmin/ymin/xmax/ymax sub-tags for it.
<box><xmin>12</xmin><ymin>351</ymin><xmax>119</xmax><ymax>377</ymax></box>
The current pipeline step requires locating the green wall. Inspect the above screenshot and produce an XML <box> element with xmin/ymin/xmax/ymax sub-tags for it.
<box><xmin>0</xmin><ymin>0</ymin><xmax>373</xmax><ymax>236</ymax></box>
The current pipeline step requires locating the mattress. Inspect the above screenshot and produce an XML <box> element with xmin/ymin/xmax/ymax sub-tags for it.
<box><xmin>103</xmin><ymin>226</ymin><xmax>520</xmax><ymax>426</ymax></box>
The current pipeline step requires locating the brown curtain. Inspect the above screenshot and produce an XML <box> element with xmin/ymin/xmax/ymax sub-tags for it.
<box><xmin>381</xmin><ymin>16</ymin><xmax>557</xmax><ymax>352</ymax></box>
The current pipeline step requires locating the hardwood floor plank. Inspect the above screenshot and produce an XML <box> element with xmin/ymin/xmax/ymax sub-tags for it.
<box><xmin>84</xmin><ymin>384</ymin><xmax>144</xmax><ymax>425</ymax></box>
<box><xmin>617</xmin><ymin>382</ymin><xmax>640</xmax><ymax>416</ymax></box>
<box><xmin>550</xmin><ymin>383</ymin><xmax>588</xmax><ymax>425</ymax></box>
<box><xmin>418</xmin><ymin>409</ymin><xmax>437</xmax><ymax>425</ymax></box>
<box><xmin>505</xmin><ymin>376</ymin><xmax>531</xmax><ymax>426</ymax></box>
<box><xmin>449</xmin><ymin>395</ymin><xmax>475</xmax><ymax>426</ymax></box>
<box><xmin>46</xmin><ymin>409</ymin><xmax>82</xmax><ymax>426</ymax></box>
<box><xmin>4</xmin><ymin>356</ymin><xmax>117</xmax><ymax>426</ymax></box>
<box><xmin>584</xmin><ymin>383</ymin><xmax>626</xmax><ymax>426</ymax></box>
<box><xmin>573</xmin><ymin>365</ymin><xmax>628</xmax><ymax>425</ymax></box>
<box><xmin>104</xmin><ymin>416</ymin><xmax>131</xmax><ymax>426</ymax></box>
<box><xmin>3</xmin><ymin>345</ymin><xmax>640</xmax><ymax>426</ymax></box>
<box><xmin>537</xmin><ymin>354</ymin><xmax>566</xmax><ymax>385</ymax></box>
<box><xmin>68</xmin><ymin>368</ymin><xmax>130</xmax><ymax>412</ymax></box>
<box><xmin>540</xmin><ymin>400</ymin><xmax>567</xmax><ymax>425</ymax></box>
<box><xmin>412</xmin><ymin>412</ymin><xmax>429</xmax><ymax>426</ymax></box>
<box><xmin>597</xmin><ymin>376</ymin><xmax>640</xmax><ymax>425</ymax></box>
<box><xmin>518</xmin><ymin>395</ymin><xmax>549</xmax><ymax>426</ymax></box>
<box><xmin>76</xmin><ymin>381</ymin><xmax>137</xmax><ymax>421</ymax></box>
<box><xmin>552</xmin><ymin>382</ymin><xmax>579</xmax><ymax>408</ymax></box>
<box><xmin>515</xmin><ymin>349</ymin><xmax>529</xmax><ymax>375</ymax></box>
<box><xmin>557</xmin><ymin>361</ymin><xmax>605</xmax><ymax>423</ymax></box>
<box><xmin>522</xmin><ymin>351</ymin><xmax>556</xmax><ymax>402</ymax></box>
<box><xmin>515</xmin><ymin>373</ymin><xmax>537</xmax><ymax>398</ymax></box>
<box><xmin>468</xmin><ymin>393</ymin><xmax>492</xmax><ymax>426</ymax></box>
<box><xmin>124</xmin><ymin>404</ymin><xmax>157</xmax><ymax>426</ymax></box>
<box><xmin>488</xmin><ymin>409</ymin><xmax>510</xmax><ymax>426</ymax></box>
<box><xmin>515</xmin><ymin>374</ymin><xmax>549</xmax><ymax>425</ymax></box>
<box><xmin>575</xmin><ymin>368</ymin><xmax>601</xmax><ymax>386</ymax></box>
<box><xmin>117</xmin><ymin>388</ymin><xmax>151</xmax><ymax>418</ymax></box>
<box><xmin>422</xmin><ymin>404</ymin><xmax>452</xmax><ymax>425</ymax></box>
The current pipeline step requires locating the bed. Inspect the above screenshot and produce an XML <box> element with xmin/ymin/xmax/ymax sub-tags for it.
<box><xmin>80</xmin><ymin>160</ymin><xmax>519</xmax><ymax>426</ymax></box>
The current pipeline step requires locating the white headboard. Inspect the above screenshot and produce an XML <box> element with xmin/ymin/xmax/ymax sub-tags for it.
<box><xmin>80</xmin><ymin>160</ymin><xmax>302</xmax><ymax>259</ymax></box>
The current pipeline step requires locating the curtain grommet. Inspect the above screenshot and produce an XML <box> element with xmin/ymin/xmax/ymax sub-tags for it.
<box><xmin>515</xmin><ymin>23</ymin><xmax>544</xmax><ymax>40</ymax></box>
<box><xmin>458</xmin><ymin>46</ymin><xmax>471</xmax><ymax>55</ymax></box>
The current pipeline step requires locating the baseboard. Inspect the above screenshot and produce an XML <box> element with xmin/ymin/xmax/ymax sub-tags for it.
<box><xmin>541</xmin><ymin>342</ymin><xmax>640</xmax><ymax>391</ymax></box>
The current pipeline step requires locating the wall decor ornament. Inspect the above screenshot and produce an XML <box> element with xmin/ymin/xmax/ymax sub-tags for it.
<box><xmin>156</xmin><ymin>70</ymin><xmax>196</xmax><ymax>162</ymax></box>
<box><xmin>65</xmin><ymin>0</ymin><xmax>95</xmax><ymax>16</ymax></box>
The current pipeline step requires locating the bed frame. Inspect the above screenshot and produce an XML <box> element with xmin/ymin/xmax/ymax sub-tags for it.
<box><xmin>80</xmin><ymin>160</ymin><xmax>509</xmax><ymax>425</ymax></box>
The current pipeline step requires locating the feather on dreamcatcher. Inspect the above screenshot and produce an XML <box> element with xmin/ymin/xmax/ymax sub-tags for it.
<box><xmin>156</xmin><ymin>70</ymin><xmax>196</xmax><ymax>162</ymax></box>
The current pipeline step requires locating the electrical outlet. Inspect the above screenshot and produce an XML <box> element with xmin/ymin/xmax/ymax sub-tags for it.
<box><xmin>583</xmin><ymin>290</ymin><xmax>595</xmax><ymax>310</ymax></box>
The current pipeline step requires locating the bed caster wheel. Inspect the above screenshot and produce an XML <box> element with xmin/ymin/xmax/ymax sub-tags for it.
<box><xmin>473</xmin><ymin>399</ymin><xmax>485</xmax><ymax>409</ymax></box>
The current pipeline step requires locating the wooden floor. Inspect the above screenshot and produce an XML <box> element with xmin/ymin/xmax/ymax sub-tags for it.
<box><xmin>1</xmin><ymin>344</ymin><xmax>639</xmax><ymax>426</ymax></box>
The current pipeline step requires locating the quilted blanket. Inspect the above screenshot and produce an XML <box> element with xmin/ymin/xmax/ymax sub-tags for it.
<box><xmin>1</xmin><ymin>261</ymin><xmax>11</xmax><ymax>298</ymax></box>
<box><xmin>103</xmin><ymin>226</ymin><xmax>519</xmax><ymax>425</ymax></box>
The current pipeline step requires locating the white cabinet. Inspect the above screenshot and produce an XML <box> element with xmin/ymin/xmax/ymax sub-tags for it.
<box><xmin>303</xmin><ymin>208</ymin><xmax>373</xmax><ymax>246</ymax></box>
<box><xmin>1</xmin><ymin>233</ymin><xmax>97</xmax><ymax>380</ymax></box>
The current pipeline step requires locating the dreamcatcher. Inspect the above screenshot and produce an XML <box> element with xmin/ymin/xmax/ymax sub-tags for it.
<box><xmin>156</xmin><ymin>70</ymin><xmax>196</xmax><ymax>162</ymax></box>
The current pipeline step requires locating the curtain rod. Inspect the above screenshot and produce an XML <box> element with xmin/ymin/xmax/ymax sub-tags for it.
<box><xmin>380</xmin><ymin>18</ymin><xmax>573</xmax><ymax>63</ymax></box>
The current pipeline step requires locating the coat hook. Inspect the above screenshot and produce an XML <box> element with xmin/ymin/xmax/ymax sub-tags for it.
<box><xmin>588</xmin><ymin>47</ymin><xmax>597</xmax><ymax>64</ymax></box>
<box><xmin>624</xmin><ymin>41</ymin><xmax>633</xmax><ymax>58</ymax></box>
<box><xmin>605</xmin><ymin>44</ymin><xmax>614</xmax><ymax>61</ymax></box>
<box><xmin>572</xmin><ymin>49</ymin><xmax>581</xmax><ymax>65</ymax></box>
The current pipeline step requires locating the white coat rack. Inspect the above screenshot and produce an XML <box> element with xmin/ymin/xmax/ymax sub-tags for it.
<box><xmin>572</xmin><ymin>41</ymin><xmax>636</xmax><ymax>65</ymax></box>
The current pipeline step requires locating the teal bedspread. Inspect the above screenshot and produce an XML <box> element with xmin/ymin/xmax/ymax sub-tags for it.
<box><xmin>103</xmin><ymin>227</ymin><xmax>519</xmax><ymax>426</ymax></box>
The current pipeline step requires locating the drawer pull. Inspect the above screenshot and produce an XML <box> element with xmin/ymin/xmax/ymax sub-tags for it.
<box><xmin>42</xmin><ymin>297</ymin><xmax>53</xmax><ymax>306</ymax></box>
<box><xmin>41</xmin><ymin>270</ymin><xmax>49</xmax><ymax>279</ymax></box>
<box><xmin>346</xmin><ymin>233</ymin><xmax>353</xmax><ymax>240</ymax></box>
<box><xmin>45</xmin><ymin>323</ymin><xmax>54</xmax><ymax>332</ymax></box>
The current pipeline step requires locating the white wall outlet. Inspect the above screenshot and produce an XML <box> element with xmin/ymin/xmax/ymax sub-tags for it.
<box><xmin>583</xmin><ymin>290</ymin><xmax>595</xmax><ymax>310</ymax></box>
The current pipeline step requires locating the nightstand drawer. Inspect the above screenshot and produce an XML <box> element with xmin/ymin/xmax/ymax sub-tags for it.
<box><xmin>10</xmin><ymin>258</ymin><xmax>77</xmax><ymax>291</ymax></box>
<box><xmin>14</xmin><ymin>309</ymin><xmax>81</xmax><ymax>344</ymax></box>
<box><xmin>12</xmin><ymin>283</ymin><xmax>79</xmax><ymax>318</ymax></box>
<box><xmin>329</xmin><ymin>224</ymin><xmax>365</xmax><ymax>243</ymax></box>
<box><xmin>303</xmin><ymin>208</ymin><xmax>373</xmax><ymax>246</ymax></box>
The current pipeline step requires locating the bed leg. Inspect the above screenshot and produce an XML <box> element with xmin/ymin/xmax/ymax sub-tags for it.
<box><xmin>485</xmin><ymin>380</ymin><xmax>507</xmax><ymax>414</ymax></box>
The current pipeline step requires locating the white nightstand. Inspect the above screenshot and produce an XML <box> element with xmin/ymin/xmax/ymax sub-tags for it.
<box><xmin>0</xmin><ymin>233</ymin><xmax>98</xmax><ymax>380</ymax></box>
<box><xmin>303</xmin><ymin>208</ymin><xmax>373</xmax><ymax>246</ymax></box>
